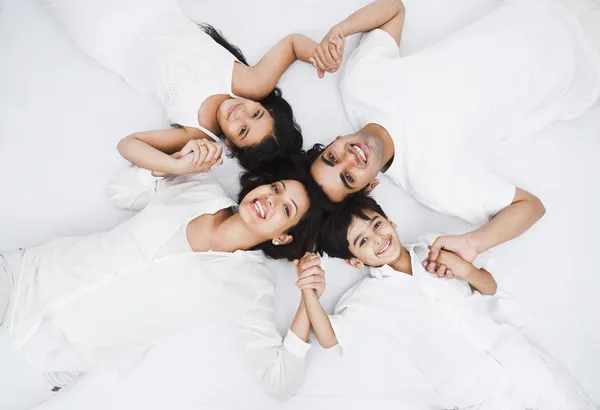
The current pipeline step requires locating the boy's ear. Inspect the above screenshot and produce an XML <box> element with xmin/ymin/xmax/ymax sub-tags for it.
<box><xmin>364</xmin><ymin>179</ymin><xmax>380</xmax><ymax>195</ymax></box>
<box><xmin>345</xmin><ymin>258</ymin><xmax>364</xmax><ymax>270</ymax></box>
<box><xmin>272</xmin><ymin>234</ymin><xmax>293</xmax><ymax>246</ymax></box>
<box><xmin>387</xmin><ymin>217</ymin><xmax>397</xmax><ymax>229</ymax></box>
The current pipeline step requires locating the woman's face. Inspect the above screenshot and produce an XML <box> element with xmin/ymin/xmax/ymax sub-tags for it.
<box><xmin>218</xmin><ymin>97</ymin><xmax>275</xmax><ymax>148</ymax></box>
<box><xmin>239</xmin><ymin>180</ymin><xmax>310</xmax><ymax>242</ymax></box>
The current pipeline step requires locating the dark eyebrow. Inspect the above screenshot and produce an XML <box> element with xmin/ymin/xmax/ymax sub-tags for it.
<box><xmin>339</xmin><ymin>173</ymin><xmax>352</xmax><ymax>190</ymax></box>
<box><xmin>256</xmin><ymin>111</ymin><xmax>265</xmax><ymax>120</ymax></box>
<box><xmin>280</xmin><ymin>181</ymin><xmax>298</xmax><ymax>216</ymax></box>
<box><xmin>321</xmin><ymin>155</ymin><xmax>334</xmax><ymax>167</ymax></box>
<box><xmin>352</xmin><ymin>217</ymin><xmax>376</xmax><ymax>247</ymax></box>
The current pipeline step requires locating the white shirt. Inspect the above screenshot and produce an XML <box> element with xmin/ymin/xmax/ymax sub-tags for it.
<box><xmin>328</xmin><ymin>233</ymin><xmax>594</xmax><ymax>409</ymax></box>
<box><xmin>340</xmin><ymin>0</ymin><xmax>600</xmax><ymax>225</ymax></box>
<box><xmin>5</xmin><ymin>168</ymin><xmax>310</xmax><ymax>399</ymax></box>
<box><xmin>41</xmin><ymin>0</ymin><xmax>237</xmax><ymax>140</ymax></box>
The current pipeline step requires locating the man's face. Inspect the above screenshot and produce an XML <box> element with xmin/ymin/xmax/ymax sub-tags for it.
<box><xmin>310</xmin><ymin>133</ymin><xmax>385</xmax><ymax>202</ymax></box>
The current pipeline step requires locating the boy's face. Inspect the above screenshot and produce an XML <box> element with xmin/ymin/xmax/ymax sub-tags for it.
<box><xmin>346</xmin><ymin>210</ymin><xmax>402</xmax><ymax>268</ymax></box>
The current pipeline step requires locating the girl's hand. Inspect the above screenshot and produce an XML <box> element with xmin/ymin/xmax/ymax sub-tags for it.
<box><xmin>293</xmin><ymin>252</ymin><xmax>326</xmax><ymax>298</ymax></box>
<box><xmin>175</xmin><ymin>139</ymin><xmax>223</xmax><ymax>175</ymax></box>
<box><xmin>310</xmin><ymin>27</ymin><xmax>346</xmax><ymax>78</ymax></box>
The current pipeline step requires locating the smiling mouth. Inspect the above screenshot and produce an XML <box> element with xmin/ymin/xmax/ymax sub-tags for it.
<box><xmin>252</xmin><ymin>199</ymin><xmax>267</xmax><ymax>219</ymax></box>
<box><xmin>228</xmin><ymin>104</ymin><xmax>241</xmax><ymax>119</ymax></box>
<box><xmin>350</xmin><ymin>143</ymin><xmax>368</xmax><ymax>164</ymax></box>
<box><xmin>377</xmin><ymin>238</ymin><xmax>391</xmax><ymax>255</ymax></box>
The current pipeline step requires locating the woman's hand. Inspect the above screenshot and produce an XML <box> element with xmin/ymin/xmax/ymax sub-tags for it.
<box><xmin>310</xmin><ymin>27</ymin><xmax>346</xmax><ymax>78</ymax></box>
<box><xmin>165</xmin><ymin>139</ymin><xmax>222</xmax><ymax>175</ymax></box>
<box><xmin>294</xmin><ymin>252</ymin><xmax>326</xmax><ymax>298</ymax></box>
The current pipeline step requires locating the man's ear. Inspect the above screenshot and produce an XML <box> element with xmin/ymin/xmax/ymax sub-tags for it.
<box><xmin>364</xmin><ymin>179</ymin><xmax>380</xmax><ymax>195</ymax></box>
<box><xmin>272</xmin><ymin>234</ymin><xmax>293</xmax><ymax>246</ymax></box>
<box><xmin>345</xmin><ymin>258</ymin><xmax>364</xmax><ymax>270</ymax></box>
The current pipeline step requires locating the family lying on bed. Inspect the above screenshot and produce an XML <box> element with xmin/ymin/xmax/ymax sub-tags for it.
<box><xmin>2</xmin><ymin>0</ymin><xmax>599</xmax><ymax>407</ymax></box>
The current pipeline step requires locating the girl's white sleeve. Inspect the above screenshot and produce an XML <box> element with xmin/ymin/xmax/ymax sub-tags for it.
<box><xmin>106</xmin><ymin>166</ymin><xmax>165</xmax><ymax>211</ymax></box>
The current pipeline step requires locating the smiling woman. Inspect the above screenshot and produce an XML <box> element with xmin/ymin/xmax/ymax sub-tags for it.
<box><xmin>0</xmin><ymin>154</ymin><xmax>326</xmax><ymax>399</ymax></box>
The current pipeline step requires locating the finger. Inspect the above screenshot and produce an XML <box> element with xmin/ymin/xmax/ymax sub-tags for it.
<box><xmin>203</xmin><ymin>143</ymin><xmax>218</xmax><ymax>164</ymax></box>
<box><xmin>329</xmin><ymin>40</ymin><xmax>341</xmax><ymax>63</ymax></box>
<box><xmin>300</xmin><ymin>283</ymin><xmax>319</xmax><ymax>291</ymax></box>
<box><xmin>309</xmin><ymin>57</ymin><xmax>319</xmax><ymax>71</ymax></box>
<box><xmin>318</xmin><ymin>42</ymin><xmax>335</xmax><ymax>69</ymax></box>
<box><xmin>170</xmin><ymin>151</ymin><xmax>182</xmax><ymax>159</ymax></box>
<box><xmin>427</xmin><ymin>261</ymin><xmax>437</xmax><ymax>274</ymax></box>
<box><xmin>298</xmin><ymin>266</ymin><xmax>325</xmax><ymax>281</ymax></box>
<box><xmin>196</xmin><ymin>144</ymin><xmax>208</xmax><ymax>167</ymax></box>
<box><xmin>299</xmin><ymin>257</ymin><xmax>322</xmax><ymax>272</ymax></box>
<box><xmin>296</xmin><ymin>275</ymin><xmax>324</xmax><ymax>288</ymax></box>
<box><xmin>215</xmin><ymin>157</ymin><xmax>223</xmax><ymax>165</ymax></box>
<box><xmin>318</xmin><ymin>69</ymin><xmax>325</xmax><ymax>79</ymax></box>
<box><xmin>211</xmin><ymin>145</ymin><xmax>223</xmax><ymax>165</ymax></box>
<box><xmin>422</xmin><ymin>260</ymin><xmax>428</xmax><ymax>268</ymax></box>
<box><xmin>446</xmin><ymin>271</ymin><xmax>455</xmax><ymax>279</ymax></box>
<box><xmin>436</xmin><ymin>264</ymin><xmax>447</xmax><ymax>276</ymax></box>
<box><xmin>313</xmin><ymin>52</ymin><xmax>327</xmax><ymax>73</ymax></box>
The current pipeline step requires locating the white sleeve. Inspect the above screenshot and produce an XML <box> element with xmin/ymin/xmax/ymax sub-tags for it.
<box><xmin>237</xmin><ymin>286</ymin><xmax>311</xmax><ymax>400</ymax></box>
<box><xmin>411</xmin><ymin>169</ymin><xmax>516</xmax><ymax>226</ymax></box>
<box><xmin>328</xmin><ymin>280</ymin><xmax>379</xmax><ymax>352</ymax></box>
<box><xmin>106</xmin><ymin>166</ymin><xmax>165</xmax><ymax>211</ymax></box>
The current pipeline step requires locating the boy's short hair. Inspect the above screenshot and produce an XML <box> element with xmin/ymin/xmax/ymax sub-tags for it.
<box><xmin>319</xmin><ymin>195</ymin><xmax>388</xmax><ymax>259</ymax></box>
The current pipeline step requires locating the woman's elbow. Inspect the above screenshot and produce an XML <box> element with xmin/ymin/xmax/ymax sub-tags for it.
<box><xmin>317</xmin><ymin>336</ymin><xmax>339</xmax><ymax>349</ymax></box>
<box><xmin>532</xmin><ymin>195</ymin><xmax>546</xmax><ymax>219</ymax></box>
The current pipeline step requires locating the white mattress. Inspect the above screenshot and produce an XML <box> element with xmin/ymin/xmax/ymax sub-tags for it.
<box><xmin>0</xmin><ymin>0</ymin><xmax>599</xmax><ymax>408</ymax></box>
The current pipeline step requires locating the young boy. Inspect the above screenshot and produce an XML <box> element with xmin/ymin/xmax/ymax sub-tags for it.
<box><xmin>294</xmin><ymin>195</ymin><xmax>594</xmax><ymax>409</ymax></box>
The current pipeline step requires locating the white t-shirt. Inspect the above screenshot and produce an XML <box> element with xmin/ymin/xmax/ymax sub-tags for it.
<box><xmin>328</xmin><ymin>233</ymin><xmax>595</xmax><ymax>409</ymax></box>
<box><xmin>340</xmin><ymin>0</ymin><xmax>600</xmax><ymax>225</ymax></box>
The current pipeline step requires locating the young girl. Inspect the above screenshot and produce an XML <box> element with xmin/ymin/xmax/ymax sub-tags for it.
<box><xmin>0</xmin><ymin>158</ymin><xmax>323</xmax><ymax>399</ymax></box>
<box><xmin>294</xmin><ymin>195</ymin><xmax>595</xmax><ymax>409</ymax></box>
<box><xmin>38</xmin><ymin>0</ymin><xmax>318</xmax><ymax>170</ymax></box>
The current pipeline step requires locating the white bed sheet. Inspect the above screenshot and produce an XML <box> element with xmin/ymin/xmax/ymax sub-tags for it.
<box><xmin>0</xmin><ymin>0</ymin><xmax>599</xmax><ymax>408</ymax></box>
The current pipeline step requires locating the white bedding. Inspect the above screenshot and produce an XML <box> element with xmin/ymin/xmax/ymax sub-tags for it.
<box><xmin>0</xmin><ymin>0</ymin><xmax>599</xmax><ymax>409</ymax></box>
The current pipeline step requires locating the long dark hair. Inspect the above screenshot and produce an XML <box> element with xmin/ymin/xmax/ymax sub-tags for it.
<box><xmin>200</xmin><ymin>24</ymin><xmax>303</xmax><ymax>171</ymax></box>
<box><xmin>237</xmin><ymin>155</ymin><xmax>326</xmax><ymax>261</ymax></box>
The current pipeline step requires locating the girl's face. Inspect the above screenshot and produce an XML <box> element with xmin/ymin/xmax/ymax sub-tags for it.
<box><xmin>239</xmin><ymin>180</ymin><xmax>310</xmax><ymax>243</ymax></box>
<box><xmin>218</xmin><ymin>97</ymin><xmax>275</xmax><ymax>148</ymax></box>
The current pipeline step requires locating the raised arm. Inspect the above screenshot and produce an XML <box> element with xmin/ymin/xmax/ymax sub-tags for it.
<box><xmin>238</xmin><ymin>276</ymin><xmax>311</xmax><ymax>400</ymax></box>
<box><xmin>428</xmin><ymin>250</ymin><xmax>497</xmax><ymax>295</ymax></box>
<box><xmin>294</xmin><ymin>253</ymin><xmax>338</xmax><ymax>348</ymax></box>
<box><xmin>309</xmin><ymin>0</ymin><xmax>405</xmax><ymax>76</ymax></box>
<box><xmin>232</xmin><ymin>34</ymin><xmax>318</xmax><ymax>100</ymax></box>
<box><xmin>117</xmin><ymin>127</ymin><xmax>222</xmax><ymax>175</ymax></box>
<box><xmin>333</xmin><ymin>0</ymin><xmax>405</xmax><ymax>44</ymax></box>
<box><xmin>427</xmin><ymin>188</ymin><xmax>546</xmax><ymax>265</ymax></box>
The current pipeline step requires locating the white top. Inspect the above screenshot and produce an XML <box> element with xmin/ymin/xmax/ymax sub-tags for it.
<box><xmin>39</xmin><ymin>0</ymin><xmax>237</xmax><ymax>140</ymax></box>
<box><xmin>328</xmin><ymin>233</ymin><xmax>594</xmax><ymax>409</ymax></box>
<box><xmin>340</xmin><ymin>0</ymin><xmax>600</xmax><ymax>225</ymax></box>
<box><xmin>5</xmin><ymin>168</ymin><xmax>310</xmax><ymax>399</ymax></box>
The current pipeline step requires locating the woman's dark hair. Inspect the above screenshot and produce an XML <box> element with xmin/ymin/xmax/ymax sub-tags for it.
<box><xmin>319</xmin><ymin>195</ymin><xmax>388</xmax><ymax>260</ymax></box>
<box><xmin>200</xmin><ymin>24</ymin><xmax>303</xmax><ymax>171</ymax></box>
<box><xmin>236</xmin><ymin>155</ymin><xmax>327</xmax><ymax>261</ymax></box>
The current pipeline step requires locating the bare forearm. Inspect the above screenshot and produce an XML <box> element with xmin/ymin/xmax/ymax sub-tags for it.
<box><xmin>464</xmin><ymin>267</ymin><xmax>497</xmax><ymax>295</ymax></box>
<box><xmin>117</xmin><ymin>137</ymin><xmax>180</xmax><ymax>174</ymax></box>
<box><xmin>301</xmin><ymin>289</ymin><xmax>338</xmax><ymax>348</ymax></box>
<box><xmin>335</xmin><ymin>0</ymin><xmax>404</xmax><ymax>37</ymax></box>
<box><xmin>468</xmin><ymin>197</ymin><xmax>545</xmax><ymax>254</ymax></box>
<box><xmin>290</xmin><ymin>299</ymin><xmax>311</xmax><ymax>343</ymax></box>
<box><xmin>290</xmin><ymin>33</ymin><xmax>318</xmax><ymax>63</ymax></box>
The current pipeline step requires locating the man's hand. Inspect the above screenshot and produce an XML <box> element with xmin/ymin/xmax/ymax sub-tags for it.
<box><xmin>310</xmin><ymin>26</ymin><xmax>346</xmax><ymax>78</ymax></box>
<box><xmin>294</xmin><ymin>252</ymin><xmax>326</xmax><ymax>298</ymax></box>
<box><xmin>422</xmin><ymin>234</ymin><xmax>480</xmax><ymax>277</ymax></box>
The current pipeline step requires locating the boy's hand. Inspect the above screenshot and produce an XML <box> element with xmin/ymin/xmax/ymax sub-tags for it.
<box><xmin>424</xmin><ymin>249</ymin><xmax>476</xmax><ymax>280</ymax></box>
<box><xmin>309</xmin><ymin>27</ymin><xmax>346</xmax><ymax>78</ymax></box>
<box><xmin>293</xmin><ymin>252</ymin><xmax>326</xmax><ymax>298</ymax></box>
